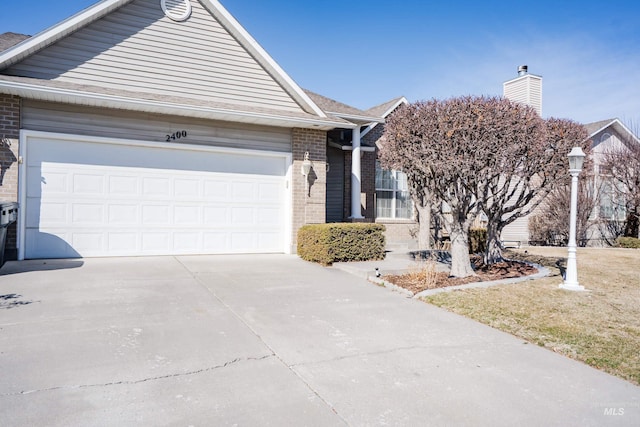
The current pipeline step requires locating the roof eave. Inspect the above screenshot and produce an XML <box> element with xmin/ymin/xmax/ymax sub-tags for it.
<box><xmin>327</xmin><ymin>112</ymin><xmax>384</xmax><ymax>125</ymax></box>
<box><xmin>381</xmin><ymin>96</ymin><xmax>409</xmax><ymax>118</ymax></box>
<box><xmin>0</xmin><ymin>80</ymin><xmax>351</xmax><ymax>130</ymax></box>
<box><xmin>586</xmin><ymin>118</ymin><xmax>640</xmax><ymax>145</ymax></box>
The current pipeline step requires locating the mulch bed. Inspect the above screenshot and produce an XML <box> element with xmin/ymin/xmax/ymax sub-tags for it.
<box><xmin>383</xmin><ymin>256</ymin><xmax>539</xmax><ymax>294</ymax></box>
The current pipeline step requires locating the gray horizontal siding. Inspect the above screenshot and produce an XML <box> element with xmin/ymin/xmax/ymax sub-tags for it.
<box><xmin>6</xmin><ymin>0</ymin><xmax>304</xmax><ymax>113</ymax></box>
<box><xmin>22</xmin><ymin>100</ymin><xmax>292</xmax><ymax>153</ymax></box>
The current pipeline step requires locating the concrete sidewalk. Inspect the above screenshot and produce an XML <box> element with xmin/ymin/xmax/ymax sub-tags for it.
<box><xmin>1</xmin><ymin>255</ymin><xmax>638</xmax><ymax>426</ymax></box>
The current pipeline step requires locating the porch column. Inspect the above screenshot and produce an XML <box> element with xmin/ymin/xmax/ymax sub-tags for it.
<box><xmin>350</xmin><ymin>127</ymin><xmax>364</xmax><ymax>219</ymax></box>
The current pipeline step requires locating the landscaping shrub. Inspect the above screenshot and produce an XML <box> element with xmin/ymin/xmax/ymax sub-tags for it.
<box><xmin>469</xmin><ymin>228</ymin><xmax>487</xmax><ymax>254</ymax></box>
<box><xmin>617</xmin><ymin>236</ymin><xmax>640</xmax><ymax>249</ymax></box>
<box><xmin>297</xmin><ymin>223</ymin><xmax>386</xmax><ymax>265</ymax></box>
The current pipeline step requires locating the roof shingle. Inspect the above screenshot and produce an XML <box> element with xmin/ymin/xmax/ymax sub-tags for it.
<box><xmin>0</xmin><ymin>32</ymin><xmax>30</xmax><ymax>53</ymax></box>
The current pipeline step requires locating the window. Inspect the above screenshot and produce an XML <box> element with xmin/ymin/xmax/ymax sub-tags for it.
<box><xmin>599</xmin><ymin>179</ymin><xmax>626</xmax><ymax>221</ymax></box>
<box><xmin>375</xmin><ymin>162</ymin><xmax>414</xmax><ymax>219</ymax></box>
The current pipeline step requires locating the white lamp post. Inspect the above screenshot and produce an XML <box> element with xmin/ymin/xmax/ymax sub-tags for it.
<box><xmin>560</xmin><ymin>146</ymin><xmax>586</xmax><ymax>291</ymax></box>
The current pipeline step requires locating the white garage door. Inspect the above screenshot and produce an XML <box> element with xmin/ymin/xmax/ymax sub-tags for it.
<box><xmin>22</xmin><ymin>133</ymin><xmax>290</xmax><ymax>259</ymax></box>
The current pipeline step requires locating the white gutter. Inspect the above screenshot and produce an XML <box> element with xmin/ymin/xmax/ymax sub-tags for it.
<box><xmin>326</xmin><ymin>111</ymin><xmax>384</xmax><ymax>124</ymax></box>
<box><xmin>0</xmin><ymin>80</ymin><xmax>353</xmax><ymax>130</ymax></box>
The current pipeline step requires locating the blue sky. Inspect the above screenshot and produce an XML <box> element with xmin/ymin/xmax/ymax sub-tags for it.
<box><xmin>2</xmin><ymin>0</ymin><xmax>639</xmax><ymax>126</ymax></box>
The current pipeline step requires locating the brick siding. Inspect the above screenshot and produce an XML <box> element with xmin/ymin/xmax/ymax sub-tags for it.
<box><xmin>0</xmin><ymin>95</ymin><xmax>20</xmax><ymax>259</ymax></box>
<box><xmin>292</xmin><ymin>128</ymin><xmax>327</xmax><ymax>251</ymax></box>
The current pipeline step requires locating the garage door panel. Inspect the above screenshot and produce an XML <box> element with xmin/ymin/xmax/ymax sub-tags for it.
<box><xmin>174</xmin><ymin>206</ymin><xmax>201</xmax><ymax>225</ymax></box>
<box><xmin>39</xmin><ymin>169</ymin><xmax>67</xmax><ymax>193</ymax></box>
<box><xmin>73</xmin><ymin>174</ymin><xmax>104</xmax><ymax>194</ymax></box>
<box><xmin>174</xmin><ymin>233</ymin><xmax>201</xmax><ymax>252</ymax></box>
<box><xmin>142</xmin><ymin>205</ymin><xmax>170</xmax><ymax>224</ymax></box>
<box><xmin>258</xmin><ymin>183</ymin><xmax>282</xmax><ymax>201</ymax></box>
<box><xmin>231</xmin><ymin>233</ymin><xmax>256</xmax><ymax>251</ymax></box>
<box><xmin>108</xmin><ymin>233</ymin><xmax>137</xmax><ymax>252</ymax></box>
<box><xmin>143</xmin><ymin>178</ymin><xmax>171</xmax><ymax>197</ymax></box>
<box><xmin>204</xmin><ymin>181</ymin><xmax>229</xmax><ymax>199</ymax></box>
<box><xmin>141</xmin><ymin>233</ymin><xmax>170</xmax><ymax>252</ymax></box>
<box><xmin>258</xmin><ymin>232</ymin><xmax>281</xmax><ymax>250</ymax></box>
<box><xmin>203</xmin><ymin>232</ymin><xmax>228</xmax><ymax>251</ymax></box>
<box><xmin>203</xmin><ymin>206</ymin><xmax>228</xmax><ymax>225</ymax></box>
<box><xmin>25</xmin><ymin>136</ymin><xmax>288</xmax><ymax>258</ymax></box>
<box><xmin>31</xmin><ymin>201</ymin><xmax>67</xmax><ymax>225</ymax></box>
<box><xmin>231</xmin><ymin>207</ymin><xmax>254</xmax><ymax>225</ymax></box>
<box><xmin>108</xmin><ymin>205</ymin><xmax>139</xmax><ymax>224</ymax></box>
<box><xmin>231</xmin><ymin>182</ymin><xmax>256</xmax><ymax>201</ymax></box>
<box><xmin>258</xmin><ymin>208</ymin><xmax>281</xmax><ymax>225</ymax></box>
<box><xmin>72</xmin><ymin>233</ymin><xmax>104</xmax><ymax>252</ymax></box>
<box><xmin>72</xmin><ymin>204</ymin><xmax>105</xmax><ymax>224</ymax></box>
<box><xmin>174</xmin><ymin>179</ymin><xmax>201</xmax><ymax>198</ymax></box>
<box><xmin>108</xmin><ymin>176</ymin><xmax>139</xmax><ymax>196</ymax></box>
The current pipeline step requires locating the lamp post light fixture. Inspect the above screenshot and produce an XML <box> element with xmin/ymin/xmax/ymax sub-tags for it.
<box><xmin>301</xmin><ymin>151</ymin><xmax>312</xmax><ymax>177</ymax></box>
<box><xmin>560</xmin><ymin>146</ymin><xmax>586</xmax><ymax>291</ymax></box>
<box><xmin>301</xmin><ymin>151</ymin><xmax>313</xmax><ymax>197</ymax></box>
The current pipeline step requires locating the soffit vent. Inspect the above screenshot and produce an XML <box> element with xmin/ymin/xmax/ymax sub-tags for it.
<box><xmin>161</xmin><ymin>0</ymin><xmax>192</xmax><ymax>22</ymax></box>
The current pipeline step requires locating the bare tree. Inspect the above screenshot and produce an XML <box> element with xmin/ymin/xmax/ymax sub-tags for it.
<box><xmin>380</xmin><ymin>99</ymin><xmax>478</xmax><ymax>277</ymax></box>
<box><xmin>528</xmin><ymin>170</ymin><xmax>599</xmax><ymax>246</ymax></box>
<box><xmin>480</xmin><ymin>118</ymin><xmax>590</xmax><ymax>263</ymax></box>
<box><xmin>381</xmin><ymin>96</ymin><xmax>551</xmax><ymax>275</ymax></box>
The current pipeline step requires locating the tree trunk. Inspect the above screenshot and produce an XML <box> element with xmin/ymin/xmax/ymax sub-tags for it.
<box><xmin>484</xmin><ymin>220</ymin><xmax>505</xmax><ymax>265</ymax></box>
<box><xmin>416</xmin><ymin>202</ymin><xmax>432</xmax><ymax>250</ymax></box>
<box><xmin>449</xmin><ymin>225</ymin><xmax>476</xmax><ymax>277</ymax></box>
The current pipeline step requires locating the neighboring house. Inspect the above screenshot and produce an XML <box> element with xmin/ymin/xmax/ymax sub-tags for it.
<box><xmin>500</xmin><ymin>116</ymin><xmax>640</xmax><ymax>245</ymax></box>
<box><xmin>586</xmin><ymin>118</ymin><xmax>640</xmax><ymax>232</ymax></box>
<box><xmin>500</xmin><ymin>66</ymin><xmax>640</xmax><ymax>246</ymax></box>
<box><xmin>0</xmin><ymin>0</ymin><xmax>404</xmax><ymax>260</ymax></box>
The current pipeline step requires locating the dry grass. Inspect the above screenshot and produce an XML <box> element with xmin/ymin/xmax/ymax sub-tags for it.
<box><xmin>423</xmin><ymin>247</ymin><xmax>640</xmax><ymax>385</ymax></box>
<box><xmin>405</xmin><ymin>258</ymin><xmax>439</xmax><ymax>289</ymax></box>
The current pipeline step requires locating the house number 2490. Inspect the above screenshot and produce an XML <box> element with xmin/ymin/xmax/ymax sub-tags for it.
<box><xmin>166</xmin><ymin>130</ymin><xmax>188</xmax><ymax>142</ymax></box>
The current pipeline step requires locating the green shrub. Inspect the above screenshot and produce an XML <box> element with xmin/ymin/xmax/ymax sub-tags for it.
<box><xmin>617</xmin><ymin>237</ymin><xmax>640</xmax><ymax>249</ymax></box>
<box><xmin>469</xmin><ymin>228</ymin><xmax>487</xmax><ymax>254</ymax></box>
<box><xmin>297</xmin><ymin>223</ymin><xmax>386</xmax><ymax>265</ymax></box>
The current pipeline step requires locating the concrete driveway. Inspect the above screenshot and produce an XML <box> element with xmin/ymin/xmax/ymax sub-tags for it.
<box><xmin>0</xmin><ymin>255</ymin><xmax>638</xmax><ymax>426</ymax></box>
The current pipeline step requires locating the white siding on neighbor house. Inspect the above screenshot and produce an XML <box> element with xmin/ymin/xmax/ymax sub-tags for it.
<box><xmin>497</xmin><ymin>176</ymin><xmax>540</xmax><ymax>245</ymax></box>
<box><xmin>503</xmin><ymin>75</ymin><xmax>542</xmax><ymax>116</ymax></box>
<box><xmin>501</xmin><ymin>216</ymin><xmax>530</xmax><ymax>244</ymax></box>
<box><xmin>22</xmin><ymin>100</ymin><xmax>292</xmax><ymax>152</ymax></box>
<box><xmin>5</xmin><ymin>0</ymin><xmax>304</xmax><ymax>113</ymax></box>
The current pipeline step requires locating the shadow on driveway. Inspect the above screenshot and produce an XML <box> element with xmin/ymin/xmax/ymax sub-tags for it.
<box><xmin>0</xmin><ymin>259</ymin><xmax>84</xmax><ymax>276</ymax></box>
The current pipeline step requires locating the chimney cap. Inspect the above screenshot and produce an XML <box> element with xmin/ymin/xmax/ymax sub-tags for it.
<box><xmin>518</xmin><ymin>65</ymin><xmax>528</xmax><ymax>76</ymax></box>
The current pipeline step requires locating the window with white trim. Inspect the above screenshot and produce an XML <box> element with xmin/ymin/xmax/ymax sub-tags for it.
<box><xmin>375</xmin><ymin>162</ymin><xmax>414</xmax><ymax>219</ymax></box>
<box><xmin>599</xmin><ymin>179</ymin><xmax>626</xmax><ymax>221</ymax></box>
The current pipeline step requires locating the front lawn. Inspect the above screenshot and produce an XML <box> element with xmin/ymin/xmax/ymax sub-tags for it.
<box><xmin>423</xmin><ymin>247</ymin><xmax>640</xmax><ymax>385</ymax></box>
